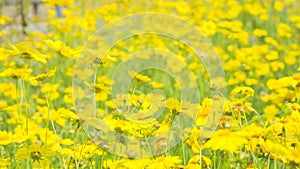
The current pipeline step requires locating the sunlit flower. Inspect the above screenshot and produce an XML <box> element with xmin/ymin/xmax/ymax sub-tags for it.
<box><xmin>203</xmin><ymin>129</ymin><xmax>248</xmax><ymax>152</ymax></box>
<box><xmin>128</xmin><ymin>70</ymin><xmax>152</xmax><ymax>83</ymax></box>
<box><xmin>0</xmin><ymin>131</ymin><xmax>13</xmax><ymax>145</ymax></box>
<box><xmin>15</xmin><ymin>143</ymin><xmax>56</xmax><ymax>163</ymax></box>
<box><xmin>44</xmin><ymin>39</ymin><xmax>81</xmax><ymax>59</ymax></box>
<box><xmin>7</xmin><ymin>42</ymin><xmax>47</xmax><ymax>63</ymax></box>
<box><xmin>0</xmin><ymin>67</ymin><xmax>32</xmax><ymax>79</ymax></box>
<box><xmin>29</xmin><ymin>67</ymin><xmax>57</xmax><ymax>86</ymax></box>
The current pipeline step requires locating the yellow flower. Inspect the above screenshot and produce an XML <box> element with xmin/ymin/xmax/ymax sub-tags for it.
<box><xmin>0</xmin><ymin>67</ymin><xmax>32</xmax><ymax>79</ymax></box>
<box><xmin>7</xmin><ymin>42</ymin><xmax>47</xmax><ymax>63</ymax></box>
<box><xmin>147</xmin><ymin>156</ymin><xmax>182</xmax><ymax>169</ymax></box>
<box><xmin>201</xmin><ymin>20</ymin><xmax>217</xmax><ymax>36</ymax></box>
<box><xmin>44</xmin><ymin>39</ymin><xmax>80</xmax><ymax>59</ymax></box>
<box><xmin>83</xmin><ymin>141</ymin><xmax>104</xmax><ymax>158</ymax></box>
<box><xmin>0</xmin><ymin>131</ymin><xmax>13</xmax><ymax>145</ymax></box>
<box><xmin>116</xmin><ymin>158</ymin><xmax>151</xmax><ymax>169</ymax></box>
<box><xmin>277</xmin><ymin>23</ymin><xmax>292</xmax><ymax>38</ymax></box>
<box><xmin>128</xmin><ymin>70</ymin><xmax>152</xmax><ymax>83</ymax></box>
<box><xmin>0</xmin><ymin>158</ymin><xmax>10</xmax><ymax>168</ymax></box>
<box><xmin>41</xmin><ymin>83</ymin><xmax>60</xmax><ymax>100</ymax></box>
<box><xmin>86</xmin><ymin>82</ymin><xmax>111</xmax><ymax>94</ymax></box>
<box><xmin>0</xmin><ymin>82</ymin><xmax>17</xmax><ymax>99</ymax></box>
<box><xmin>56</xmin><ymin>107</ymin><xmax>78</xmax><ymax>120</ymax></box>
<box><xmin>185</xmin><ymin>153</ymin><xmax>211</xmax><ymax>169</ymax></box>
<box><xmin>43</xmin><ymin>0</ymin><xmax>74</xmax><ymax>6</ymax></box>
<box><xmin>152</xmin><ymin>81</ymin><xmax>165</xmax><ymax>88</ymax></box>
<box><xmin>15</xmin><ymin>144</ymin><xmax>56</xmax><ymax>162</ymax></box>
<box><xmin>274</xmin><ymin>0</ymin><xmax>285</xmax><ymax>12</ymax></box>
<box><xmin>231</xmin><ymin>86</ymin><xmax>254</xmax><ymax>102</ymax></box>
<box><xmin>60</xmin><ymin>139</ymin><xmax>73</xmax><ymax>146</ymax></box>
<box><xmin>203</xmin><ymin>129</ymin><xmax>248</xmax><ymax>152</ymax></box>
<box><xmin>97</xmin><ymin>76</ymin><xmax>114</xmax><ymax>85</ymax></box>
<box><xmin>264</xmin><ymin>105</ymin><xmax>279</xmax><ymax>123</ymax></box>
<box><xmin>167</xmin><ymin>55</ymin><xmax>186</xmax><ymax>73</ymax></box>
<box><xmin>270</xmin><ymin>61</ymin><xmax>285</xmax><ymax>71</ymax></box>
<box><xmin>29</xmin><ymin>67</ymin><xmax>57</xmax><ymax>86</ymax></box>
<box><xmin>267</xmin><ymin>76</ymin><xmax>298</xmax><ymax>90</ymax></box>
<box><xmin>253</xmin><ymin>28</ymin><xmax>268</xmax><ymax>37</ymax></box>
<box><xmin>165</xmin><ymin>98</ymin><xmax>181</xmax><ymax>114</ymax></box>
<box><xmin>0</xmin><ymin>48</ymin><xmax>10</xmax><ymax>61</ymax></box>
<box><xmin>84</xmin><ymin>82</ymin><xmax>111</xmax><ymax>101</ymax></box>
<box><xmin>0</xmin><ymin>15</ymin><xmax>13</xmax><ymax>25</ymax></box>
<box><xmin>266</xmin><ymin>50</ymin><xmax>279</xmax><ymax>61</ymax></box>
<box><xmin>245</xmin><ymin>78</ymin><xmax>258</xmax><ymax>86</ymax></box>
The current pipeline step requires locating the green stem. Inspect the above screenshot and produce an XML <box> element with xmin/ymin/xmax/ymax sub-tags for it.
<box><xmin>181</xmin><ymin>139</ymin><xmax>186</xmax><ymax>165</ymax></box>
<box><xmin>73</xmin><ymin>123</ymin><xmax>79</xmax><ymax>168</ymax></box>
<box><xmin>213</xmin><ymin>150</ymin><xmax>217</xmax><ymax>169</ymax></box>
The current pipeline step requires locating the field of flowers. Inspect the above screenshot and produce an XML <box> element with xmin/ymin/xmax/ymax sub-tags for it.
<box><xmin>0</xmin><ymin>0</ymin><xmax>299</xmax><ymax>168</ymax></box>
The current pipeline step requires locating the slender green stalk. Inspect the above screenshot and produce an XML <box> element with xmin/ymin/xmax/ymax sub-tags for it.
<box><xmin>181</xmin><ymin>139</ymin><xmax>186</xmax><ymax>165</ymax></box>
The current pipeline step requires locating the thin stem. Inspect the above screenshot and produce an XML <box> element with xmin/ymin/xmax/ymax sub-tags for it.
<box><xmin>181</xmin><ymin>139</ymin><xmax>186</xmax><ymax>165</ymax></box>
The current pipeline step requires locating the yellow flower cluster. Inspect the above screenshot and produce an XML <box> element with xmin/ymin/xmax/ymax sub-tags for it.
<box><xmin>0</xmin><ymin>0</ymin><xmax>299</xmax><ymax>168</ymax></box>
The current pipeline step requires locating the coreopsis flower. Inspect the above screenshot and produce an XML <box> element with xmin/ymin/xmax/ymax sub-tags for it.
<box><xmin>0</xmin><ymin>15</ymin><xmax>13</xmax><ymax>25</ymax></box>
<box><xmin>253</xmin><ymin>28</ymin><xmax>268</xmax><ymax>37</ymax></box>
<box><xmin>105</xmin><ymin>159</ymin><xmax>151</xmax><ymax>169</ymax></box>
<box><xmin>41</xmin><ymin>83</ymin><xmax>60</xmax><ymax>100</ymax></box>
<box><xmin>0</xmin><ymin>47</ymin><xmax>10</xmax><ymax>61</ymax></box>
<box><xmin>264</xmin><ymin>105</ymin><xmax>279</xmax><ymax>123</ymax></box>
<box><xmin>274</xmin><ymin>0</ymin><xmax>285</xmax><ymax>12</ymax></box>
<box><xmin>0</xmin><ymin>158</ymin><xmax>10</xmax><ymax>168</ymax></box>
<box><xmin>201</xmin><ymin>20</ymin><xmax>217</xmax><ymax>36</ymax></box>
<box><xmin>63</xmin><ymin>86</ymin><xmax>85</xmax><ymax>104</ymax></box>
<box><xmin>43</xmin><ymin>0</ymin><xmax>75</xmax><ymax>6</ymax></box>
<box><xmin>203</xmin><ymin>129</ymin><xmax>248</xmax><ymax>152</ymax></box>
<box><xmin>0</xmin><ymin>82</ymin><xmax>17</xmax><ymax>99</ymax></box>
<box><xmin>147</xmin><ymin>156</ymin><xmax>182</xmax><ymax>169</ymax></box>
<box><xmin>95</xmin><ymin>55</ymin><xmax>118</xmax><ymax>67</ymax></box>
<box><xmin>84</xmin><ymin>82</ymin><xmax>111</xmax><ymax>101</ymax></box>
<box><xmin>15</xmin><ymin>144</ymin><xmax>56</xmax><ymax>166</ymax></box>
<box><xmin>195</xmin><ymin>98</ymin><xmax>211</xmax><ymax>126</ymax></box>
<box><xmin>0</xmin><ymin>67</ymin><xmax>32</xmax><ymax>80</ymax></box>
<box><xmin>114</xmin><ymin>158</ymin><xmax>151</xmax><ymax>169</ymax></box>
<box><xmin>152</xmin><ymin>81</ymin><xmax>165</xmax><ymax>88</ymax></box>
<box><xmin>185</xmin><ymin>153</ymin><xmax>211</xmax><ymax>169</ymax></box>
<box><xmin>7</xmin><ymin>42</ymin><xmax>47</xmax><ymax>64</ymax></box>
<box><xmin>128</xmin><ymin>70</ymin><xmax>152</xmax><ymax>83</ymax></box>
<box><xmin>56</xmin><ymin>107</ymin><xmax>78</xmax><ymax>120</ymax></box>
<box><xmin>44</xmin><ymin>39</ymin><xmax>81</xmax><ymax>59</ymax></box>
<box><xmin>231</xmin><ymin>86</ymin><xmax>254</xmax><ymax>102</ymax></box>
<box><xmin>266</xmin><ymin>50</ymin><xmax>279</xmax><ymax>61</ymax></box>
<box><xmin>277</xmin><ymin>23</ymin><xmax>292</xmax><ymax>38</ymax></box>
<box><xmin>165</xmin><ymin>98</ymin><xmax>181</xmax><ymax>114</ymax></box>
<box><xmin>29</xmin><ymin>67</ymin><xmax>57</xmax><ymax>86</ymax></box>
<box><xmin>167</xmin><ymin>56</ymin><xmax>185</xmax><ymax>73</ymax></box>
<box><xmin>0</xmin><ymin>131</ymin><xmax>13</xmax><ymax>145</ymax></box>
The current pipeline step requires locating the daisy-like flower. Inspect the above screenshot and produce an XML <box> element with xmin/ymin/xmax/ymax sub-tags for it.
<box><xmin>44</xmin><ymin>39</ymin><xmax>81</xmax><ymax>59</ymax></box>
<box><xmin>165</xmin><ymin>98</ymin><xmax>181</xmax><ymax>115</ymax></box>
<box><xmin>128</xmin><ymin>70</ymin><xmax>152</xmax><ymax>83</ymax></box>
<box><xmin>147</xmin><ymin>156</ymin><xmax>182</xmax><ymax>169</ymax></box>
<box><xmin>231</xmin><ymin>86</ymin><xmax>254</xmax><ymax>102</ymax></box>
<box><xmin>0</xmin><ymin>67</ymin><xmax>32</xmax><ymax>79</ymax></box>
<box><xmin>29</xmin><ymin>67</ymin><xmax>57</xmax><ymax>86</ymax></box>
<box><xmin>0</xmin><ymin>158</ymin><xmax>10</xmax><ymax>168</ymax></box>
<box><xmin>152</xmin><ymin>81</ymin><xmax>165</xmax><ymax>88</ymax></box>
<box><xmin>84</xmin><ymin>82</ymin><xmax>111</xmax><ymax>101</ymax></box>
<box><xmin>7</xmin><ymin>42</ymin><xmax>47</xmax><ymax>64</ymax></box>
<box><xmin>203</xmin><ymin>129</ymin><xmax>248</xmax><ymax>152</ymax></box>
<box><xmin>15</xmin><ymin>144</ymin><xmax>56</xmax><ymax>163</ymax></box>
<box><xmin>40</xmin><ymin>83</ymin><xmax>60</xmax><ymax>100</ymax></box>
<box><xmin>201</xmin><ymin>20</ymin><xmax>217</xmax><ymax>36</ymax></box>
<box><xmin>0</xmin><ymin>131</ymin><xmax>13</xmax><ymax>145</ymax></box>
